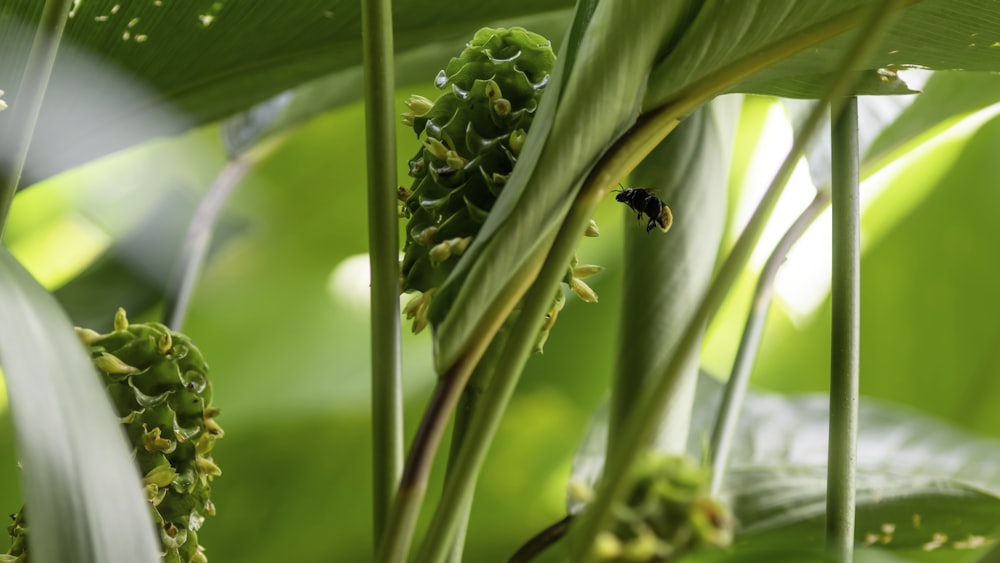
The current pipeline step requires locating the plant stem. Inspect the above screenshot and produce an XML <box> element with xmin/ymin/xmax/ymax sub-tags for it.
<box><xmin>0</xmin><ymin>0</ymin><xmax>73</xmax><ymax>241</ymax></box>
<box><xmin>162</xmin><ymin>156</ymin><xmax>251</xmax><ymax>331</ymax></box>
<box><xmin>508</xmin><ymin>515</ymin><xmax>574</xmax><ymax>563</ymax></box>
<box><xmin>443</xmin><ymin>327</ymin><xmax>509</xmax><ymax>563</ymax></box>
<box><xmin>361</xmin><ymin>0</ymin><xmax>403</xmax><ymax>548</ymax></box>
<box><xmin>826</xmin><ymin>96</ymin><xmax>860</xmax><ymax>562</ymax></box>
<box><xmin>414</xmin><ymin>106</ymin><xmax>683</xmax><ymax>563</ymax></box>
<box><xmin>709</xmin><ymin>188</ymin><xmax>832</xmax><ymax>495</ymax></box>
<box><xmin>566</xmin><ymin>4</ymin><xmax>903</xmax><ymax>559</ymax></box>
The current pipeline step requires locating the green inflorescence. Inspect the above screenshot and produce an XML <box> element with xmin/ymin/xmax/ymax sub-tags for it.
<box><xmin>4</xmin><ymin>309</ymin><xmax>223</xmax><ymax>563</ymax></box>
<box><xmin>398</xmin><ymin>26</ymin><xmax>601</xmax><ymax>343</ymax></box>
<box><xmin>593</xmin><ymin>454</ymin><xmax>732</xmax><ymax>562</ymax></box>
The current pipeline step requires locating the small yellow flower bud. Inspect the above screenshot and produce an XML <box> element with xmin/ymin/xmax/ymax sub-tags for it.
<box><xmin>75</xmin><ymin>327</ymin><xmax>103</xmax><ymax>345</ymax></box>
<box><xmin>592</xmin><ymin>532</ymin><xmax>623</xmax><ymax>559</ymax></box>
<box><xmin>397</xmin><ymin>186</ymin><xmax>412</xmax><ymax>201</ymax></box>
<box><xmin>449</xmin><ymin>236</ymin><xmax>472</xmax><ymax>256</ymax></box>
<box><xmin>405</xmin><ymin>94</ymin><xmax>434</xmax><ymax>116</ymax></box>
<box><xmin>114</xmin><ymin>307</ymin><xmax>129</xmax><ymax>331</ymax></box>
<box><xmin>445</xmin><ymin>150</ymin><xmax>467</xmax><ymax>171</ymax></box>
<box><xmin>196</xmin><ymin>455</ymin><xmax>222</xmax><ymax>478</ymax></box>
<box><xmin>429</xmin><ymin>241</ymin><xmax>452</xmax><ymax>266</ymax></box>
<box><xmin>573</xmin><ymin>264</ymin><xmax>603</xmax><ymax>279</ymax></box>
<box><xmin>413</xmin><ymin>226</ymin><xmax>437</xmax><ymax>246</ymax></box>
<box><xmin>143</xmin><ymin>464</ymin><xmax>178</xmax><ymax>488</ymax></box>
<box><xmin>584</xmin><ymin>219</ymin><xmax>600</xmax><ymax>237</ymax></box>
<box><xmin>157</xmin><ymin>331</ymin><xmax>172</xmax><ymax>354</ymax></box>
<box><xmin>143</xmin><ymin>426</ymin><xmax>176</xmax><ymax>453</ymax></box>
<box><xmin>424</xmin><ymin>137</ymin><xmax>450</xmax><ymax>160</ymax></box>
<box><xmin>493</xmin><ymin>97</ymin><xmax>511</xmax><ymax>118</ymax></box>
<box><xmin>484</xmin><ymin>79</ymin><xmax>502</xmax><ymax>100</ymax></box>
<box><xmin>570</xmin><ymin>278</ymin><xmax>598</xmax><ymax>303</ymax></box>
<box><xmin>93</xmin><ymin>352</ymin><xmax>141</xmax><ymax>375</ymax></box>
<box><xmin>509</xmin><ymin>129</ymin><xmax>526</xmax><ymax>156</ymax></box>
<box><xmin>404</xmin><ymin>289</ymin><xmax>435</xmax><ymax>334</ymax></box>
<box><xmin>622</xmin><ymin>526</ymin><xmax>664</xmax><ymax>560</ymax></box>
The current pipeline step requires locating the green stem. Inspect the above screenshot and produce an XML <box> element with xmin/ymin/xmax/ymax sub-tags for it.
<box><xmin>0</xmin><ymin>0</ymin><xmax>73</xmax><ymax>241</ymax></box>
<box><xmin>566</xmin><ymin>4</ymin><xmax>903</xmax><ymax>560</ymax></box>
<box><xmin>826</xmin><ymin>96</ymin><xmax>860</xmax><ymax>562</ymax></box>
<box><xmin>162</xmin><ymin>156</ymin><xmax>251</xmax><ymax>331</ymax></box>
<box><xmin>414</xmin><ymin>107</ymin><xmax>684</xmax><ymax>563</ymax></box>
<box><xmin>444</xmin><ymin>328</ymin><xmax>509</xmax><ymax>562</ymax></box>
<box><xmin>361</xmin><ymin>0</ymin><xmax>403</xmax><ymax>548</ymax></box>
<box><xmin>508</xmin><ymin>515</ymin><xmax>574</xmax><ymax>563</ymax></box>
<box><xmin>378</xmin><ymin>252</ymin><xmax>544</xmax><ymax>562</ymax></box>
<box><xmin>709</xmin><ymin>188</ymin><xmax>832</xmax><ymax>495</ymax></box>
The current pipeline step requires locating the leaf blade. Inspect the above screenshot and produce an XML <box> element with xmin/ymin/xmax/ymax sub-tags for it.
<box><xmin>0</xmin><ymin>248</ymin><xmax>159</xmax><ymax>563</ymax></box>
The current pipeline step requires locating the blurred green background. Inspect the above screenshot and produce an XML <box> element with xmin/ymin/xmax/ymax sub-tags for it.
<box><xmin>3</xmin><ymin>75</ymin><xmax>1000</xmax><ymax>563</ymax></box>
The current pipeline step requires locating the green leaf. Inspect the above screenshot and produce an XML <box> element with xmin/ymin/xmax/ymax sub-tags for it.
<box><xmin>0</xmin><ymin>0</ymin><xmax>574</xmax><ymax>183</ymax></box>
<box><xmin>220</xmin><ymin>9</ymin><xmax>574</xmax><ymax>153</ymax></box>
<box><xmin>865</xmin><ymin>71</ymin><xmax>1000</xmax><ymax>165</ymax></box>
<box><xmin>426</xmin><ymin>0</ymin><xmax>1000</xmax><ymax>373</ymax></box>
<box><xmin>647</xmin><ymin>0</ymin><xmax>1000</xmax><ymax>104</ymax></box>
<box><xmin>0</xmin><ymin>247</ymin><xmax>159</xmax><ymax>563</ymax></box>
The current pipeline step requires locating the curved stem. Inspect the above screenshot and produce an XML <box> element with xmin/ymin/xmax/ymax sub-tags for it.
<box><xmin>361</xmin><ymin>0</ymin><xmax>403</xmax><ymax>548</ymax></box>
<box><xmin>162</xmin><ymin>157</ymin><xmax>250</xmax><ymax>331</ymax></box>
<box><xmin>0</xmin><ymin>0</ymin><xmax>73</xmax><ymax>241</ymax></box>
<box><xmin>709</xmin><ymin>188</ymin><xmax>832</xmax><ymax>495</ymax></box>
<box><xmin>566</xmin><ymin>3</ymin><xmax>904</xmax><ymax>559</ymax></box>
<box><xmin>508</xmin><ymin>515</ymin><xmax>573</xmax><ymax>563</ymax></box>
<box><xmin>413</xmin><ymin>105</ymin><xmax>683</xmax><ymax>563</ymax></box>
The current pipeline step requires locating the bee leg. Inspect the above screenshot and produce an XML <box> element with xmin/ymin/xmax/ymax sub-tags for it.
<box><xmin>646</xmin><ymin>218</ymin><xmax>656</xmax><ymax>232</ymax></box>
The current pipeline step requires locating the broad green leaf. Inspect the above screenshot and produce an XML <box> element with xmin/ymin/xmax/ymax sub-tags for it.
<box><xmin>608</xmin><ymin>97</ymin><xmax>740</xmax><ymax>458</ymax></box>
<box><xmin>789</xmin><ymin>71</ymin><xmax>1000</xmax><ymax>189</ymax></box>
<box><xmin>0</xmin><ymin>0</ymin><xmax>574</xmax><ymax>183</ymax></box>
<box><xmin>425</xmin><ymin>0</ymin><xmax>1000</xmax><ymax>373</ymax></box>
<box><xmin>220</xmin><ymin>9</ymin><xmax>574</xmax><ymax>152</ymax></box>
<box><xmin>865</xmin><ymin>71</ymin><xmax>1000</xmax><ymax>165</ymax></box>
<box><xmin>647</xmin><ymin>0</ymin><xmax>1000</xmax><ymax>105</ymax></box>
<box><xmin>0</xmin><ymin>248</ymin><xmax>159</xmax><ymax>563</ymax></box>
<box><xmin>570</xmin><ymin>374</ymin><xmax>1000</xmax><ymax>555</ymax></box>
<box><xmin>786</xmin><ymin>91</ymin><xmax>921</xmax><ymax>188</ymax></box>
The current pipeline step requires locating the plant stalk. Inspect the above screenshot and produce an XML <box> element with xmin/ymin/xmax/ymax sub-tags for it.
<box><xmin>0</xmin><ymin>0</ymin><xmax>73</xmax><ymax>241</ymax></box>
<box><xmin>444</xmin><ymin>327</ymin><xmax>509</xmax><ymax>563</ymax></box>
<box><xmin>163</xmin><ymin>156</ymin><xmax>251</xmax><ymax>331</ymax></box>
<box><xmin>413</xmin><ymin>107</ymin><xmax>683</xmax><ymax>563</ymax></box>
<box><xmin>709</xmin><ymin>188</ymin><xmax>832</xmax><ymax>495</ymax></box>
<box><xmin>826</xmin><ymin>96</ymin><xmax>861</xmax><ymax>561</ymax></box>
<box><xmin>361</xmin><ymin>0</ymin><xmax>403</xmax><ymax>548</ymax></box>
<box><xmin>566</xmin><ymin>4</ymin><xmax>903</xmax><ymax>559</ymax></box>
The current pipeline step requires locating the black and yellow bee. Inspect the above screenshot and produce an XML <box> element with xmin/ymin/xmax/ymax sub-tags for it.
<box><xmin>614</xmin><ymin>187</ymin><xmax>673</xmax><ymax>233</ymax></box>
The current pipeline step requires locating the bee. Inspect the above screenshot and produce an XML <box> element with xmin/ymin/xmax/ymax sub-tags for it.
<box><xmin>614</xmin><ymin>187</ymin><xmax>673</xmax><ymax>233</ymax></box>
